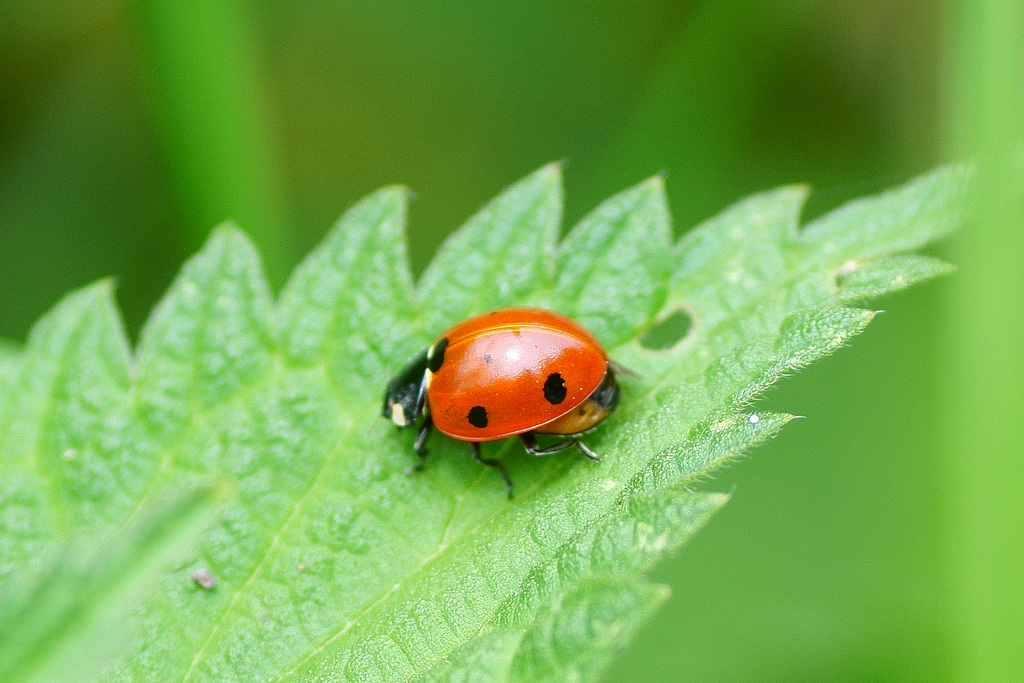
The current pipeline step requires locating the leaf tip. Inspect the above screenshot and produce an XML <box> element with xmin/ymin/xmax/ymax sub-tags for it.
<box><xmin>69</xmin><ymin>278</ymin><xmax>123</xmax><ymax>314</ymax></box>
<box><xmin>210</xmin><ymin>220</ymin><xmax>242</xmax><ymax>238</ymax></box>
<box><xmin>646</xmin><ymin>172</ymin><xmax>667</xmax><ymax>191</ymax></box>
<box><xmin>201</xmin><ymin>221</ymin><xmax>261</xmax><ymax>258</ymax></box>
<box><xmin>200</xmin><ymin>222</ymin><xmax>267</xmax><ymax>275</ymax></box>
<box><xmin>375</xmin><ymin>184</ymin><xmax>415</xmax><ymax>204</ymax></box>
<box><xmin>630</xmin><ymin>174</ymin><xmax>670</xmax><ymax>210</ymax></box>
<box><xmin>96</xmin><ymin>276</ymin><xmax>119</xmax><ymax>295</ymax></box>
<box><xmin>358</xmin><ymin>185</ymin><xmax>412</xmax><ymax>228</ymax></box>
<box><xmin>707</xmin><ymin>490</ymin><xmax>732</xmax><ymax>508</ymax></box>
<box><xmin>528</xmin><ymin>160</ymin><xmax>565</xmax><ymax>190</ymax></box>
<box><xmin>650</xmin><ymin>581</ymin><xmax>673</xmax><ymax>604</ymax></box>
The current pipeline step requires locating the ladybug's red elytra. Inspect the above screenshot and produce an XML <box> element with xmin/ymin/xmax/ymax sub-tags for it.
<box><xmin>382</xmin><ymin>307</ymin><xmax>622</xmax><ymax>497</ymax></box>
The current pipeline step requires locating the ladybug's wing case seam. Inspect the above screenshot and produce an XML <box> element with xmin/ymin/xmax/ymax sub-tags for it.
<box><xmin>427</xmin><ymin>323</ymin><xmax>608</xmax><ymax>441</ymax></box>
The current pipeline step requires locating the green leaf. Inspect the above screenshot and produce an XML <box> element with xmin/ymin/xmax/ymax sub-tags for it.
<box><xmin>416</xmin><ymin>488</ymin><xmax>728</xmax><ymax>683</ymax></box>
<box><xmin>0</xmin><ymin>339</ymin><xmax>20</xmax><ymax>414</ymax></box>
<box><xmin>0</xmin><ymin>338</ymin><xmax>18</xmax><ymax>370</ymax></box>
<box><xmin>277</xmin><ymin>187</ymin><xmax>418</xmax><ymax>401</ymax></box>
<box><xmin>554</xmin><ymin>176</ymin><xmax>672</xmax><ymax>348</ymax></box>
<box><xmin>0</xmin><ymin>163</ymin><xmax>968</xmax><ymax>682</ymax></box>
<box><xmin>418</xmin><ymin>163</ymin><xmax>562</xmax><ymax>331</ymax></box>
<box><xmin>135</xmin><ymin>224</ymin><xmax>276</xmax><ymax>441</ymax></box>
<box><xmin>0</xmin><ymin>484</ymin><xmax>228</xmax><ymax>683</ymax></box>
<box><xmin>832</xmin><ymin>254</ymin><xmax>957</xmax><ymax>304</ymax></box>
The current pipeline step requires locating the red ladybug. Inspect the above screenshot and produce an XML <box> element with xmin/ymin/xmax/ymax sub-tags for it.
<box><xmin>382</xmin><ymin>307</ymin><xmax>621</xmax><ymax>497</ymax></box>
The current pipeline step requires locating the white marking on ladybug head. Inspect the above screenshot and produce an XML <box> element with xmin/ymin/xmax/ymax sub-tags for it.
<box><xmin>390</xmin><ymin>403</ymin><xmax>407</xmax><ymax>426</ymax></box>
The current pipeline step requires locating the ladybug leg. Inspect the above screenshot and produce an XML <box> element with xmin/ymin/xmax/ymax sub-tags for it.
<box><xmin>608</xmin><ymin>359</ymin><xmax>640</xmax><ymax>379</ymax></box>
<box><xmin>471</xmin><ymin>442</ymin><xmax>514</xmax><ymax>499</ymax></box>
<box><xmin>521</xmin><ymin>433</ymin><xmax>601</xmax><ymax>462</ymax></box>
<box><xmin>575</xmin><ymin>441</ymin><xmax>601</xmax><ymax>462</ymax></box>
<box><xmin>521</xmin><ymin>432</ymin><xmax>576</xmax><ymax>456</ymax></box>
<box><xmin>407</xmin><ymin>417</ymin><xmax>433</xmax><ymax>474</ymax></box>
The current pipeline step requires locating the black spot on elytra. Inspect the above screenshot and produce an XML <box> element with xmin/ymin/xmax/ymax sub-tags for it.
<box><xmin>427</xmin><ymin>337</ymin><xmax>448</xmax><ymax>372</ymax></box>
<box><xmin>543</xmin><ymin>373</ymin><xmax>567</xmax><ymax>405</ymax></box>
<box><xmin>468</xmin><ymin>405</ymin><xmax>488</xmax><ymax>428</ymax></box>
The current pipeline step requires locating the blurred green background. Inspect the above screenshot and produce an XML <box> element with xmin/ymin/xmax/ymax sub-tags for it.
<box><xmin>1</xmin><ymin>1</ymin><xmax>1020</xmax><ymax>681</ymax></box>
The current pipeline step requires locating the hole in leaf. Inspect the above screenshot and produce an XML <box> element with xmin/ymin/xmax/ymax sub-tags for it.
<box><xmin>640</xmin><ymin>308</ymin><xmax>693</xmax><ymax>350</ymax></box>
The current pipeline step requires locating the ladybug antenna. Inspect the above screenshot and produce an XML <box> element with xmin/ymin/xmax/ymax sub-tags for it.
<box><xmin>608</xmin><ymin>360</ymin><xmax>640</xmax><ymax>379</ymax></box>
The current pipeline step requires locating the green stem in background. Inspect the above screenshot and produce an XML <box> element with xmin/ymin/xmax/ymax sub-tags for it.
<box><xmin>582</xmin><ymin>0</ymin><xmax>814</xmax><ymax>231</ymax></box>
<box><xmin>133</xmin><ymin>0</ymin><xmax>295</xmax><ymax>287</ymax></box>
<box><xmin>942</xmin><ymin>0</ymin><xmax>1024</xmax><ymax>680</ymax></box>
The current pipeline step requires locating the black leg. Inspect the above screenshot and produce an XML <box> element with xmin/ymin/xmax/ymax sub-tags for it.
<box><xmin>471</xmin><ymin>442</ymin><xmax>513</xmax><ymax>499</ymax></box>
<box><xmin>520</xmin><ymin>432</ymin><xmax>576</xmax><ymax>456</ymax></box>
<box><xmin>521</xmin><ymin>433</ymin><xmax>600</xmax><ymax>461</ymax></box>
<box><xmin>407</xmin><ymin>417</ymin><xmax>433</xmax><ymax>474</ymax></box>
<box><xmin>576</xmin><ymin>441</ymin><xmax>600</xmax><ymax>462</ymax></box>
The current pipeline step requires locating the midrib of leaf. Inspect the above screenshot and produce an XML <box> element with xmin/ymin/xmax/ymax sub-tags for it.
<box><xmin>272</xmin><ymin>309</ymin><xmax>872</xmax><ymax>682</ymax></box>
<box><xmin>149</xmin><ymin>165</ymin><xmax>962</xmax><ymax>681</ymax></box>
<box><xmin>271</xmin><ymin>395</ymin><xmax>727</xmax><ymax>681</ymax></box>
<box><xmin>101</xmin><ymin>193</ymin><xmax>424</xmax><ymax>679</ymax></box>
<box><xmin>161</xmin><ymin>190</ymin><xmax>433</xmax><ymax>679</ymax></box>
<box><xmin>274</xmin><ymin>461</ymin><xmax>497</xmax><ymax>680</ymax></box>
<box><xmin>0</xmin><ymin>162</ymin><xmax>968</xmax><ymax>683</ymax></box>
<box><xmin>241</xmin><ymin>415</ymin><xmax>610</xmax><ymax>681</ymax></box>
<box><xmin>414</xmin><ymin>408</ymin><xmax>785</xmax><ymax>682</ymax></box>
<box><xmin>279</xmin><ymin>167</ymin><xmax>962</xmax><ymax>680</ymax></box>
<box><xmin>279</xmin><ymin>454</ymin><xmax>603</xmax><ymax>679</ymax></box>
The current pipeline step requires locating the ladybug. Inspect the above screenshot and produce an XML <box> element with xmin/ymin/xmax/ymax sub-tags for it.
<box><xmin>382</xmin><ymin>307</ymin><xmax>622</xmax><ymax>497</ymax></box>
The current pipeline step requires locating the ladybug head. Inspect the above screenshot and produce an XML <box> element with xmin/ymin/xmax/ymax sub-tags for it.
<box><xmin>382</xmin><ymin>346</ymin><xmax>429</xmax><ymax>427</ymax></box>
